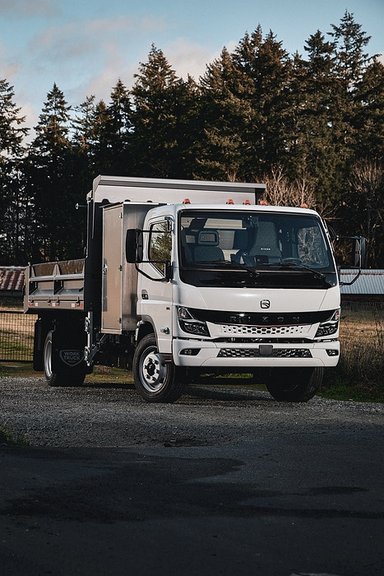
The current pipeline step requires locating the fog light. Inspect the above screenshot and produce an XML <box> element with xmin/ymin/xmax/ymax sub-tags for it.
<box><xmin>180</xmin><ymin>348</ymin><xmax>200</xmax><ymax>356</ymax></box>
<box><xmin>326</xmin><ymin>349</ymin><xmax>339</xmax><ymax>356</ymax></box>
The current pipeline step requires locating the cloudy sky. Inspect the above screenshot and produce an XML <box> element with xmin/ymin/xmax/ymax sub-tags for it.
<box><xmin>1</xmin><ymin>0</ymin><xmax>383</xmax><ymax>130</ymax></box>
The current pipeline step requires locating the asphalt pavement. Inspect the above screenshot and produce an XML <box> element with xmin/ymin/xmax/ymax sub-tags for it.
<box><xmin>1</xmin><ymin>375</ymin><xmax>383</xmax><ymax>576</ymax></box>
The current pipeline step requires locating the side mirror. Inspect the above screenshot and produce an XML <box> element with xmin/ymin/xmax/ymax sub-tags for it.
<box><xmin>353</xmin><ymin>236</ymin><xmax>367</xmax><ymax>268</ymax></box>
<box><xmin>126</xmin><ymin>229</ymin><xmax>143</xmax><ymax>263</ymax></box>
<box><xmin>334</xmin><ymin>235</ymin><xmax>367</xmax><ymax>268</ymax></box>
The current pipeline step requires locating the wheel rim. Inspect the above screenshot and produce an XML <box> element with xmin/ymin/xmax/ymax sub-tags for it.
<box><xmin>140</xmin><ymin>346</ymin><xmax>167</xmax><ymax>393</ymax></box>
<box><xmin>44</xmin><ymin>333</ymin><xmax>53</xmax><ymax>379</ymax></box>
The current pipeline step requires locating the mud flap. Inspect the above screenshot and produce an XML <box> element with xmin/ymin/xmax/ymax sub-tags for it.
<box><xmin>51</xmin><ymin>327</ymin><xmax>86</xmax><ymax>373</ymax></box>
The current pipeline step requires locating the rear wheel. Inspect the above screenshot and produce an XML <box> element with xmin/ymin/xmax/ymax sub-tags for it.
<box><xmin>265</xmin><ymin>367</ymin><xmax>324</xmax><ymax>402</ymax></box>
<box><xmin>133</xmin><ymin>334</ymin><xmax>185</xmax><ymax>403</ymax></box>
<box><xmin>43</xmin><ymin>331</ymin><xmax>86</xmax><ymax>387</ymax></box>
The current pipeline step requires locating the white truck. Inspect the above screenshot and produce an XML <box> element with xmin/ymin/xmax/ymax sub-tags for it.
<box><xmin>24</xmin><ymin>175</ymin><xmax>363</xmax><ymax>402</ymax></box>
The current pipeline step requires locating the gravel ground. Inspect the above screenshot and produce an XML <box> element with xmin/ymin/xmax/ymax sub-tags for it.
<box><xmin>1</xmin><ymin>374</ymin><xmax>384</xmax><ymax>576</ymax></box>
<box><xmin>1</xmin><ymin>374</ymin><xmax>383</xmax><ymax>448</ymax></box>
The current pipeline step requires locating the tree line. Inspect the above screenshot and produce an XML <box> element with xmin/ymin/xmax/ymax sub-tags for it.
<box><xmin>1</xmin><ymin>11</ymin><xmax>383</xmax><ymax>266</ymax></box>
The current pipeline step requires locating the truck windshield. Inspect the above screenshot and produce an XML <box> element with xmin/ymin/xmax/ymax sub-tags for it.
<box><xmin>178</xmin><ymin>210</ymin><xmax>337</xmax><ymax>289</ymax></box>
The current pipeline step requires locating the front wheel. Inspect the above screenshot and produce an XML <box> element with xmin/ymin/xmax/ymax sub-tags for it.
<box><xmin>133</xmin><ymin>334</ymin><xmax>185</xmax><ymax>403</ymax></box>
<box><xmin>43</xmin><ymin>331</ymin><xmax>86</xmax><ymax>387</ymax></box>
<box><xmin>265</xmin><ymin>367</ymin><xmax>324</xmax><ymax>402</ymax></box>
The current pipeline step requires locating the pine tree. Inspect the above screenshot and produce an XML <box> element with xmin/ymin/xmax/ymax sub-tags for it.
<box><xmin>330</xmin><ymin>11</ymin><xmax>372</xmax><ymax>88</ymax></box>
<box><xmin>72</xmin><ymin>81</ymin><xmax>133</xmax><ymax>179</ymax></box>
<box><xmin>32</xmin><ymin>83</ymin><xmax>71</xmax><ymax>155</ymax></box>
<box><xmin>197</xmin><ymin>47</ymin><xmax>253</xmax><ymax>181</ymax></box>
<box><xmin>232</xmin><ymin>27</ymin><xmax>292</xmax><ymax>178</ymax></box>
<box><xmin>348</xmin><ymin>60</ymin><xmax>384</xmax><ymax>264</ymax></box>
<box><xmin>131</xmin><ymin>45</ymin><xmax>191</xmax><ymax>178</ymax></box>
<box><xmin>328</xmin><ymin>11</ymin><xmax>373</xmax><ymax>157</ymax></box>
<box><xmin>107</xmin><ymin>79</ymin><xmax>133</xmax><ymax>174</ymax></box>
<box><xmin>71</xmin><ymin>94</ymin><xmax>98</xmax><ymax>196</ymax></box>
<box><xmin>27</xmin><ymin>84</ymin><xmax>83</xmax><ymax>261</ymax></box>
<box><xmin>287</xmin><ymin>31</ymin><xmax>343</xmax><ymax>213</ymax></box>
<box><xmin>171</xmin><ymin>74</ymin><xmax>201</xmax><ymax>179</ymax></box>
<box><xmin>0</xmin><ymin>78</ymin><xmax>28</xmax><ymax>264</ymax></box>
<box><xmin>328</xmin><ymin>13</ymin><xmax>379</xmax><ymax>240</ymax></box>
<box><xmin>354</xmin><ymin>60</ymin><xmax>384</xmax><ymax>160</ymax></box>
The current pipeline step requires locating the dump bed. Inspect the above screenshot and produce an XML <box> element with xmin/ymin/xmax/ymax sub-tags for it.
<box><xmin>24</xmin><ymin>259</ymin><xmax>85</xmax><ymax>312</ymax></box>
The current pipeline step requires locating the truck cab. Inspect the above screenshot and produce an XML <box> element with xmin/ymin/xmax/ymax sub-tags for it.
<box><xmin>127</xmin><ymin>202</ymin><xmax>340</xmax><ymax>401</ymax></box>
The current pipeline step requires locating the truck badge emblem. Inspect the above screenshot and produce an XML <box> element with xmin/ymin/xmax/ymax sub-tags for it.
<box><xmin>59</xmin><ymin>350</ymin><xmax>83</xmax><ymax>367</ymax></box>
<box><xmin>260</xmin><ymin>300</ymin><xmax>270</xmax><ymax>309</ymax></box>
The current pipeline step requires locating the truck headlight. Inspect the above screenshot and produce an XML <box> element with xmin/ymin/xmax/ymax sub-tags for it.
<box><xmin>177</xmin><ymin>307</ymin><xmax>210</xmax><ymax>337</ymax></box>
<box><xmin>315</xmin><ymin>309</ymin><xmax>340</xmax><ymax>338</ymax></box>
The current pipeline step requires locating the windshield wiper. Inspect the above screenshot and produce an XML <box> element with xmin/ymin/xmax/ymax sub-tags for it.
<box><xmin>271</xmin><ymin>259</ymin><xmax>330</xmax><ymax>284</ymax></box>
<box><xmin>192</xmin><ymin>261</ymin><xmax>260</xmax><ymax>274</ymax></box>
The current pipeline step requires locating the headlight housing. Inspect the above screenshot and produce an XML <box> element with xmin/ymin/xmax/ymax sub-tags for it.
<box><xmin>177</xmin><ymin>306</ymin><xmax>210</xmax><ymax>337</ymax></box>
<box><xmin>315</xmin><ymin>309</ymin><xmax>340</xmax><ymax>338</ymax></box>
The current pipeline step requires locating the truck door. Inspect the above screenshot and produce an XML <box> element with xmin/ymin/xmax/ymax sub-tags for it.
<box><xmin>101</xmin><ymin>204</ymin><xmax>124</xmax><ymax>334</ymax></box>
<box><xmin>138</xmin><ymin>217</ymin><xmax>173</xmax><ymax>354</ymax></box>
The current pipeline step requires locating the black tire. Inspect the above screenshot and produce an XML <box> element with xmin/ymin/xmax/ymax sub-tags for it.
<box><xmin>43</xmin><ymin>331</ymin><xmax>86</xmax><ymax>387</ymax></box>
<box><xmin>133</xmin><ymin>334</ymin><xmax>185</xmax><ymax>403</ymax></box>
<box><xmin>265</xmin><ymin>367</ymin><xmax>324</xmax><ymax>402</ymax></box>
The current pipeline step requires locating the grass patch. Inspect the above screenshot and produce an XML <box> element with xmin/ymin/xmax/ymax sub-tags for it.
<box><xmin>0</xmin><ymin>362</ymin><xmax>36</xmax><ymax>377</ymax></box>
<box><xmin>319</xmin><ymin>382</ymin><xmax>384</xmax><ymax>403</ymax></box>
<box><xmin>0</xmin><ymin>425</ymin><xmax>28</xmax><ymax>446</ymax></box>
<box><xmin>86</xmin><ymin>365</ymin><xmax>134</xmax><ymax>385</ymax></box>
<box><xmin>321</xmin><ymin>304</ymin><xmax>384</xmax><ymax>402</ymax></box>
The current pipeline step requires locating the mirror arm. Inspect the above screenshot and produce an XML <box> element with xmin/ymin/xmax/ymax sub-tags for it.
<box><xmin>340</xmin><ymin>267</ymin><xmax>362</xmax><ymax>286</ymax></box>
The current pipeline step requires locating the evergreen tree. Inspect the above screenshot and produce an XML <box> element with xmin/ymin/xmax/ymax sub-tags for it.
<box><xmin>354</xmin><ymin>60</ymin><xmax>384</xmax><ymax>160</ymax></box>
<box><xmin>72</xmin><ymin>81</ymin><xmax>133</xmax><ymax>179</ymax></box>
<box><xmin>71</xmin><ymin>94</ymin><xmax>98</xmax><ymax>196</ymax></box>
<box><xmin>288</xmin><ymin>32</ymin><xmax>343</xmax><ymax>213</ymax></box>
<box><xmin>0</xmin><ymin>78</ymin><xmax>28</xmax><ymax>264</ymax></box>
<box><xmin>131</xmin><ymin>45</ymin><xmax>192</xmax><ymax>178</ymax></box>
<box><xmin>328</xmin><ymin>11</ymin><xmax>373</xmax><ymax>157</ymax></box>
<box><xmin>232</xmin><ymin>27</ymin><xmax>292</xmax><ymax>178</ymax></box>
<box><xmin>172</xmin><ymin>74</ymin><xmax>201</xmax><ymax>179</ymax></box>
<box><xmin>197</xmin><ymin>47</ymin><xmax>253</xmax><ymax>181</ymax></box>
<box><xmin>330</xmin><ymin>11</ymin><xmax>372</xmax><ymax>88</ymax></box>
<box><xmin>328</xmin><ymin>13</ymin><xmax>378</xmax><ymax>238</ymax></box>
<box><xmin>348</xmin><ymin>60</ymin><xmax>384</xmax><ymax>264</ymax></box>
<box><xmin>72</xmin><ymin>95</ymin><xmax>97</xmax><ymax>157</ymax></box>
<box><xmin>26</xmin><ymin>84</ymin><xmax>83</xmax><ymax>261</ymax></box>
<box><xmin>106</xmin><ymin>79</ymin><xmax>133</xmax><ymax>174</ymax></box>
<box><xmin>88</xmin><ymin>99</ymin><xmax>111</xmax><ymax>173</ymax></box>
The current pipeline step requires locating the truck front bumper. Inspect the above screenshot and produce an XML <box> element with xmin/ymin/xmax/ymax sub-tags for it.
<box><xmin>173</xmin><ymin>339</ymin><xmax>340</xmax><ymax>368</ymax></box>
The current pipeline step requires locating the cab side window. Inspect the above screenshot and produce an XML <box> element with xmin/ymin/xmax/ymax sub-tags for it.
<box><xmin>148</xmin><ymin>221</ymin><xmax>172</xmax><ymax>275</ymax></box>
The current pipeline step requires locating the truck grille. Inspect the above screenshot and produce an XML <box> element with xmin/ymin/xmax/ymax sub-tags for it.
<box><xmin>220</xmin><ymin>324</ymin><xmax>308</xmax><ymax>337</ymax></box>
<box><xmin>218</xmin><ymin>348</ymin><xmax>312</xmax><ymax>358</ymax></box>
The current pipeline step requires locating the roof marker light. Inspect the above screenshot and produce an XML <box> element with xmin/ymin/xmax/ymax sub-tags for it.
<box><xmin>243</xmin><ymin>199</ymin><xmax>251</xmax><ymax>205</ymax></box>
<box><xmin>183</xmin><ymin>198</ymin><xmax>191</xmax><ymax>204</ymax></box>
<box><xmin>226</xmin><ymin>198</ymin><xmax>234</xmax><ymax>204</ymax></box>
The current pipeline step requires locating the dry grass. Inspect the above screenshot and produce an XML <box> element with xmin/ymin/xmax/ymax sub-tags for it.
<box><xmin>324</xmin><ymin>304</ymin><xmax>384</xmax><ymax>400</ymax></box>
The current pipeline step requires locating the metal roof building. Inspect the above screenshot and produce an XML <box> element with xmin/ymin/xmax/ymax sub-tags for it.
<box><xmin>340</xmin><ymin>269</ymin><xmax>384</xmax><ymax>301</ymax></box>
<box><xmin>0</xmin><ymin>266</ymin><xmax>25</xmax><ymax>293</ymax></box>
